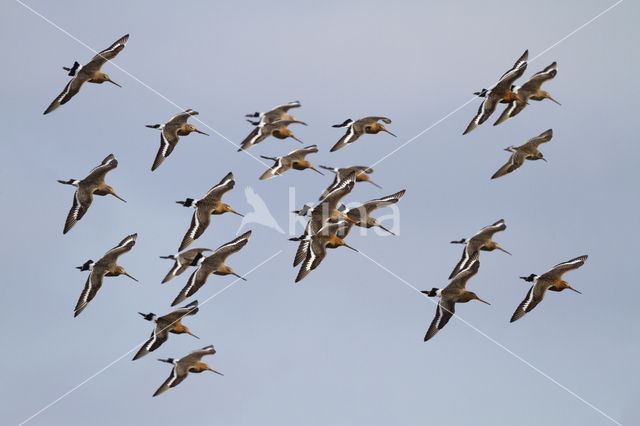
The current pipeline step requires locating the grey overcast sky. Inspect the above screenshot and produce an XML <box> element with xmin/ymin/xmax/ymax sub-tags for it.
<box><xmin>2</xmin><ymin>0</ymin><xmax>639</xmax><ymax>425</ymax></box>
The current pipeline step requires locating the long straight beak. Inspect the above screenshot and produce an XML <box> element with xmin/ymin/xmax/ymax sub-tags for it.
<box><xmin>232</xmin><ymin>272</ymin><xmax>247</xmax><ymax>281</ymax></box>
<box><xmin>343</xmin><ymin>242</ymin><xmax>358</xmax><ymax>252</ymax></box>
<box><xmin>124</xmin><ymin>272</ymin><xmax>138</xmax><ymax>282</ymax></box>
<box><xmin>186</xmin><ymin>330</ymin><xmax>200</xmax><ymax>339</ymax></box>
<box><xmin>476</xmin><ymin>297</ymin><xmax>491</xmax><ymax>305</ymax></box>
<box><xmin>368</xmin><ymin>180</ymin><xmax>382</xmax><ymax>189</ymax></box>
<box><xmin>194</xmin><ymin>128</ymin><xmax>209</xmax><ymax>136</ymax></box>
<box><xmin>111</xmin><ymin>192</ymin><xmax>127</xmax><ymax>202</ymax></box>
<box><xmin>309</xmin><ymin>166</ymin><xmax>324</xmax><ymax>176</ymax></box>
<box><xmin>540</xmin><ymin>157</ymin><xmax>548</xmax><ymax>163</ymax></box>
<box><xmin>107</xmin><ymin>79</ymin><xmax>122</xmax><ymax>88</ymax></box>
<box><xmin>383</xmin><ymin>129</ymin><xmax>396</xmax><ymax>137</ymax></box>
<box><xmin>567</xmin><ymin>286</ymin><xmax>582</xmax><ymax>294</ymax></box>
<box><xmin>207</xmin><ymin>368</ymin><xmax>224</xmax><ymax>376</ymax></box>
<box><xmin>343</xmin><ymin>215</ymin><xmax>359</xmax><ymax>225</ymax></box>
<box><xmin>547</xmin><ymin>95</ymin><xmax>561</xmax><ymax>105</ymax></box>
<box><xmin>229</xmin><ymin>208</ymin><xmax>244</xmax><ymax>217</ymax></box>
<box><xmin>497</xmin><ymin>246</ymin><xmax>511</xmax><ymax>255</ymax></box>
<box><xmin>290</xmin><ymin>135</ymin><xmax>303</xmax><ymax>144</ymax></box>
<box><xmin>378</xmin><ymin>225</ymin><xmax>396</xmax><ymax>236</ymax></box>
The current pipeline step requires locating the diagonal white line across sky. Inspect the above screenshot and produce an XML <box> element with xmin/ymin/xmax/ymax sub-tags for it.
<box><xmin>369</xmin><ymin>0</ymin><xmax>624</xmax><ymax>169</ymax></box>
<box><xmin>356</xmin><ymin>249</ymin><xmax>622</xmax><ymax>425</ymax></box>
<box><xmin>17</xmin><ymin>250</ymin><xmax>282</xmax><ymax>426</ymax></box>
<box><xmin>15</xmin><ymin>0</ymin><xmax>272</xmax><ymax>168</ymax></box>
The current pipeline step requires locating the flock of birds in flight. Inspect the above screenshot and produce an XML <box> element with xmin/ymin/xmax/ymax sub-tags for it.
<box><xmin>44</xmin><ymin>34</ymin><xmax>588</xmax><ymax>396</ymax></box>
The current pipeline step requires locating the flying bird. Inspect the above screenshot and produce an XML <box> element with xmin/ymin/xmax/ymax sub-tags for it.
<box><xmin>463</xmin><ymin>50</ymin><xmax>528</xmax><ymax>134</ymax></box>
<box><xmin>146</xmin><ymin>109</ymin><xmax>209</xmax><ymax>171</ymax></box>
<box><xmin>494</xmin><ymin>62</ymin><xmax>560</xmax><ymax>126</ymax></box>
<box><xmin>245</xmin><ymin>101</ymin><xmax>301</xmax><ymax>125</ymax></box>
<box><xmin>421</xmin><ymin>254</ymin><xmax>489</xmax><ymax>341</ymax></box>
<box><xmin>238</xmin><ymin>120</ymin><xmax>306</xmax><ymax>151</ymax></box>
<box><xmin>172</xmin><ymin>231</ymin><xmax>251</xmax><ymax>306</ymax></box>
<box><xmin>330</xmin><ymin>117</ymin><xmax>396</xmax><ymax>152</ymax></box>
<box><xmin>293</xmin><ymin>221</ymin><xmax>358</xmax><ymax>283</ymax></box>
<box><xmin>133</xmin><ymin>301</ymin><xmax>200</xmax><ymax>361</ymax></box>
<box><xmin>44</xmin><ymin>34</ymin><xmax>129</xmax><ymax>114</ymax></box>
<box><xmin>318</xmin><ymin>165</ymin><xmax>381</xmax><ymax>200</ymax></box>
<box><xmin>176</xmin><ymin>172</ymin><xmax>243</xmax><ymax>251</ymax></box>
<box><xmin>491</xmin><ymin>129</ymin><xmax>553</xmax><ymax>179</ymax></box>
<box><xmin>510</xmin><ymin>255</ymin><xmax>587</xmax><ymax>323</ymax></box>
<box><xmin>73</xmin><ymin>233</ymin><xmax>138</xmax><ymax>317</ymax></box>
<box><xmin>336</xmin><ymin>190</ymin><xmax>406</xmax><ymax>238</ymax></box>
<box><xmin>302</xmin><ymin>172</ymin><xmax>358</xmax><ymax>238</ymax></box>
<box><xmin>153</xmin><ymin>345</ymin><xmax>222</xmax><ymax>397</ymax></box>
<box><xmin>58</xmin><ymin>153</ymin><xmax>126</xmax><ymax>234</ymax></box>
<box><xmin>449</xmin><ymin>219</ymin><xmax>510</xmax><ymax>279</ymax></box>
<box><xmin>159</xmin><ymin>248</ymin><xmax>213</xmax><ymax>283</ymax></box>
<box><xmin>259</xmin><ymin>145</ymin><xmax>324</xmax><ymax>180</ymax></box>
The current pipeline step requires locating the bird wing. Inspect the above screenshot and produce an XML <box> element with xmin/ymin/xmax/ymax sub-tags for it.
<box><xmin>202</xmin><ymin>172</ymin><xmax>235</xmax><ymax>203</ymax></box>
<box><xmin>270</xmin><ymin>101</ymin><xmax>301</xmax><ymax>113</ymax></box>
<box><xmin>259</xmin><ymin>157</ymin><xmax>290</xmax><ymax>180</ymax></box>
<box><xmin>239</xmin><ymin>126</ymin><xmax>266</xmax><ymax>150</ymax></box>
<box><xmin>288</xmin><ymin>144</ymin><xmax>319</xmax><ymax>160</ymax></box>
<box><xmin>43</xmin><ymin>75</ymin><xmax>88</xmax><ymax>114</ymax></box>
<box><xmin>259</xmin><ymin>101</ymin><xmax>301</xmax><ymax>123</ymax></box>
<box><xmin>83</xmin><ymin>34</ymin><xmax>129</xmax><ymax>74</ymax></box>
<box><xmin>63</xmin><ymin>187</ymin><xmax>93</xmax><ymax>234</ymax></box>
<box><xmin>424</xmin><ymin>298</ymin><xmax>456</xmax><ymax>342</ymax></box>
<box><xmin>172</xmin><ymin>267</ymin><xmax>211</xmax><ymax>306</ymax></box>
<box><xmin>293</xmin><ymin>237</ymin><xmax>311</xmax><ymax>267</ymax></box>
<box><xmin>522</xmin><ymin>129</ymin><xmax>553</xmax><ymax>150</ymax></box>
<box><xmin>133</xmin><ymin>324</ymin><xmax>171</xmax><ymax>360</ymax></box>
<box><xmin>518</xmin><ymin>62</ymin><xmax>557</xmax><ymax>99</ymax></box>
<box><xmin>152</xmin><ymin>128</ymin><xmax>179</xmax><ymax>171</ymax></box>
<box><xmin>493</xmin><ymin>98</ymin><xmax>526</xmax><ymax>125</ymax></box>
<box><xmin>445</xmin><ymin>254</ymin><xmax>480</xmax><ymax>293</ymax></box>
<box><xmin>84</xmin><ymin>154</ymin><xmax>119</xmax><ymax>184</ymax></box>
<box><xmin>166</xmin><ymin>109</ymin><xmax>199</xmax><ymax>127</ymax></box>
<box><xmin>448</xmin><ymin>243</ymin><xmax>474</xmax><ymax>280</ymax></box>
<box><xmin>161</xmin><ymin>249</ymin><xmax>212</xmax><ymax>283</ymax></box>
<box><xmin>472</xmin><ymin>219</ymin><xmax>507</xmax><ymax>241</ymax></box>
<box><xmin>161</xmin><ymin>260</ymin><xmax>183</xmax><ymax>284</ymax></box>
<box><xmin>161</xmin><ymin>300</ymin><xmax>200</xmax><ymax>322</ymax></box>
<box><xmin>321</xmin><ymin>172</ymin><xmax>356</xmax><ymax>211</ymax></box>
<box><xmin>360</xmin><ymin>116</ymin><xmax>392</xmax><ymax>124</ymax></box>
<box><xmin>319</xmin><ymin>174</ymin><xmax>341</xmax><ymax>201</ymax></box>
<box><xmin>361</xmin><ymin>190</ymin><xmax>406</xmax><ymax>214</ymax></box>
<box><xmin>491</xmin><ymin>150</ymin><xmax>527</xmax><ymax>179</ymax></box>
<box><xmin>180</xmin><ymin>345</ymin><xmax>216</xmax><ymax>366</ymax></box>
<box><xmin>330</xmin><ymin>121</ymin><xmax>359</xmax><ymax>152</ymax></box>
<box><xmin>494</xmin><ymin>50</ymin><xmax>529</xmax><ymax>92</ymax></box>
<box><xmin>510</xmin><ymin>283</ymin><xmax>547</xmax><ymax>323</ymax></box>
<box><xmin>210</xmin><ymin>231</ymin><xmax>251</xmax><ymax>263</ymax></box>
<box><xmin>295</xmin><ymin>237</ymin><xmax>328</xmax><ymax>282</ymax></box>
<box><xmin>101</xmin><ymin>233</ymin><xmax>137</xmax><ymax>264</ymax></box>
<box><xmin>153</xmin><ymin>365</ymin><xmax>187</xmax><ymax>397</ymax></box>
<box><xmin>310</xmin><ymin>173</ymin><xmax>356</xmax><ymax>234</ymax></box>
<box><xmin>73</xmin><ymin>268</ymin><xmax>107</xmax><ymax>317</ymax></box>
<box><xmin>463</xmin><ymin>92</ymin><xmax>501</xmax><ymax>134</ymax></box>
<box><xmin>179</xmin><ymin>209</ymin><xmax>212</xmax><ymax>252</ymax></box>
<box><xmin>538</xmin><ymin>255</ymin><xmax>588</xmax><ymax>282</ymax></box>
